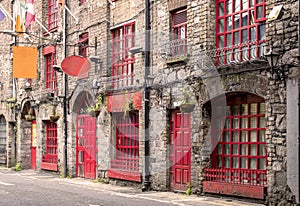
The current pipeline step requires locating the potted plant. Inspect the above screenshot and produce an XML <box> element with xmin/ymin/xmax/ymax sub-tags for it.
<box><xmin>25</xmin><ymin>108</ymin><xmax>36</xmax><ymax>121</ymax></box>
<box><xmin>87</xmin><ymin>93</ymin><xmax>104</xmax><ymax>117</ymax></box>
<box><xmin>49</xmin><ymin>102</ymin><xmax>60</xmax><ymax>122</ymax></box>
<box><xmin>179</xmin><ymin>87</ymin><xmax>195</xmax><ymax>113</ymax></box>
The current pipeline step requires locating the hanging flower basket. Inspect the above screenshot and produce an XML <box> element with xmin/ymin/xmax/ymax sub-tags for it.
<box><xmin>180</xmin><ymin>103</ymin><xmax>195</xmax><ymax>113</ymax></box>
<box><xmin>88</xmin><ymin>110</ymin><xmax>100</xmax><ymax>117</ymax></box>
<box><xmin>50</xmin><ymin>115</ymin><xmax>60</xmax><ymax>122</ymax></box>
<box><xmin>25</xmin><ymin>114</ymin><xmax>35</xmax><ymax>121</ymax></box>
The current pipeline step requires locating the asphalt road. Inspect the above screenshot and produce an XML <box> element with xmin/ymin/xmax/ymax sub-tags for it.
<box><xmin>0</xmin><ymin>169</ymin><xmax>264</xmax><ymax>206</ymax></box>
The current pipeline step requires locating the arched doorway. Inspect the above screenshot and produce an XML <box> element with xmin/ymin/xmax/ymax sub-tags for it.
<box><xmin>75</xmin><ymin>92</ymin><xmax>97</xmax><ymax>179</ymax></box>
<box><xmin>203</xmin><ymin>92</ymin><xmax>267</xmax><ymax>199</ymax></box>
<box><xmin>0</xmin><ymin>115</ymin><xmax>7</xmax><ymax>165</ymax></box>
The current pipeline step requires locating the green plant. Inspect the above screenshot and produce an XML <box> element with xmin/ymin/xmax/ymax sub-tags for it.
<box><xmin>14</xmin><ymin>162</ymin><xmax>22</xmax><ymax>171</ymax></box>
<box><xmin>87</xmin><ymin>93</ymin><xmax>104</xmax><ymax>113</ymax></box>
<box><xmin>186</xmin><ymin>182</ymin><xmax>191</xmax><ymax>196</ymax></box>
<box><xmin>6</xmin><ymin>97</ymin><xmax>17</xmax><ymax>109</ymax></box>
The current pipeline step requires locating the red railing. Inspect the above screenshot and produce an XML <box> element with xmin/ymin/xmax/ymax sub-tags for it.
<box><xmin>111</xmin><ymin>158</ymin><xmax>139</xmax><ymax>171</ymax></box>
<box><xmin>42</xmin><ymin>154</ymin><xmax>58</xmax><ymax>164</ymax></box>
<box><xmin>204</xmin><ymin>167</ymin><xmax>267</xmax><ymax>187</ymax></box>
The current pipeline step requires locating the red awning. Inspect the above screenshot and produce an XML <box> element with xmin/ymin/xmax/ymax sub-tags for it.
<box><xmin>61</xmin><ymin>55</ymin><xmax>91</xmax><ymax>78</ymax></box>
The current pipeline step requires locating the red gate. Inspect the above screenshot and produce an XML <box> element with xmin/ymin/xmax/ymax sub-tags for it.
<box><xmin>170</xmin><ymin>110</ymin><xmax>191</xmax><ymax>191</ymax></box>
<box><xmin>31</xmin><ymin>121</ymin><xmax>37</xmax><ymax>170</ymax></box>
<box><xmin>76</xmin><ymin>115</ymin><xmax>97</xmax><ymax>179</ymax></box>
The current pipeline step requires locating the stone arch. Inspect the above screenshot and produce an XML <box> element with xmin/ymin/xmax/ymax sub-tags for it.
<box><xmin>72</xmin><ymin>91</ymin><xmax>94</xmax><ymax>115</ymax></box>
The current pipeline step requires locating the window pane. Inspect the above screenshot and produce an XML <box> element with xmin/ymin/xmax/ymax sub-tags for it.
<box><xmin>250</xmin><ymin>27</ymin><xmax>256</xmax><ymax>40</ymax></box>
<box><xmin>250</xmin><ymin>144</ymin><xmax>256</xmax><ymax>155</ymax></box>
<box><xmin>224</xmin><ymin>132</ymin><xmax>230</xmax><ymax>142</ymax></box>
<box><xmin>250</xmin><ymin>131</ymin><xmax>257</xmax><ymax>142</ymax></box>
<box><xmin>259</xmin><ymin>103</ymin><xmax>266</xmax><ymax>114</ymax></box>
<box><xmin>225</xmin><ymin>118</ymin><xmax>230</xmax><ymax>129</ymax></box>
<box><xmin>241</xmin><ymin>118</ymin><xmax>248</xmax><ymax>128</ymax></box>
<box><xmin>249</xmin><ymin>0</ymin><xmax>254</xmax><ymax>7</ymax></box>
<box><xmin>258</xmin><ymin>130</ymin><xmax>265</xmax><ymax>142</ymax></box>
<box><xmin>224</xmin><ymin>144</ymin><xmax>230</xmax><ymax>154</ymax></box>
<box><xmin>259</xmin><ymin>117</ymin><xmax>265</xmax><ymax>128</ymax></box>
<box><xmin>232</xmin><ymin>157</ymin><xmax>238</xmax><ymax>168</ymax></box>
<box><xmin>226</xmin><ymin>0</ymin><xmax>233</xmax><ymax>14</ymax></box>
<box><xmin>233</xmin><ymin>131</ymin><xmax>238</xmax><ymax>142</ymax></box>
<box><xmin>250</xmin><ymin>117</ymin><xmax>257</xmax><ymax>128</ymax></box>
<box><xmin>241</xmin><ymin>104</ymin><xmax>248</xmax><ymax>115</ymax></box>
<box><xmin>233</xmin><ymin>118</ymin><xmax>239</xmax><ymax>129</ymax></box>
<box><xmin>234</xmin><ymin>0</ymin><xmax>240</xmax><ymax>12</ymax></box>
<box><xmin>232</xmin><ymin>144</ymin><xmax>238</xmax><ymax>154</ymax></box>
<box><xmin>232</xmin><ymin>105</ymin><xmax>239</xmax><ymax>115</ymax></box>
<box><xmin>242</xmin><ymin>12</ymin><xmax>248</xmax><ymax>27</ymax></box>
<box><xmin>219</xmin><ymin>19</ymin><xmax>225</xmax><ymax>32</ymax></box>
<box><xmin>258</xmin><ymin>24</ymin><xmax>266</xmax><ymax>40</ymax></box>
<box><xmin>219</xmin><ymin>2</ymin><xmax>224</xmax><ymax>16</ymax></box>
<box><xmin>241</xmin><ymin>131</ymin><xmax>247</xmax><ymax>142</ymax></box>
<box><xmin>241</xmin><ymin>158</ymin><xmax>247</xmax><ymax>168</ymax></box>
<box><xmin>250</xmin><ymin>158</ymin><xmax>257</xmax><ymax>169</ymax></box>
<box><xmin>242</xmin><ymin>0</ymin><xmax>248</xmax><ymax>10</ymax></box>
<box><xmin>217</xmin><ymin>144</ymin><xmax>222</xmax><ymax>154</ymax></box>
<box><xmin>242</xmin><ymin>29</ymin><xmax>248</xmax><ymax>42</ymax></box>
<box><xmin>250</xmin><ymin>103</ymin><xmax>257</xmax><ymax>114</ymax></box>
<box><xmin>219</xmin><ymin>35</ymin><xmax>225</xmax><ymax>48</ymax></box>
<box><xmin>256</xmin><ymin>6</ymin><xmax>264</xmax><ymax>19</ymax></box>
<box><xmin>258</xmin><ymin>144</ymin><xmax>266</xmax><ymax>156</ymax></box>
<box><xmin>241</xmin><ymin>145</ymin><xmax>248</xmax><ymax>155</ymax></box>
<box><xmin>226</xmin><ymin>33</ymin><xmax>232</xmax><ymax>46</ymax></box>
<box><xmin>217</xmin><ymin>156</ymin><xmax>222</xmax><ymax>167</ymax></box>
<box><xmin>226</xmin><ymin>16</ymin><xmax>232</xmax><ymax>31</ymax></box>
<box><xmin>224</xmin><ymin>157</ymin><xmax>230</xmax><ymax>168</ymax></box>
<box><xmin>258</xmin><ymin>158</ymin><xmax>266</xmax><ymax>170</ymax></box>
<box><xmin>234</xmin><ymin>31</ymin><xmax>239</xmax><ymax>45</ymax></box>
<box><xmin>234</xmin><ymin>14</ymin><xmax>240</xmax><ymax>29</ymax></box>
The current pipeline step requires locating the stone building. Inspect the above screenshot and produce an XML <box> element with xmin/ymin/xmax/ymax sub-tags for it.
<box><xmin>0</xmin><ymin>0</ymin><xmax>299</xmax><ymax>205</ymax></box>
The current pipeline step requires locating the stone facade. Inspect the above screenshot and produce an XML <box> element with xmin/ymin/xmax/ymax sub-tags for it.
<box><xmin>0</xmin><ymin>0</ymin><xmax>299</xmax><ymax>205</ymax></box>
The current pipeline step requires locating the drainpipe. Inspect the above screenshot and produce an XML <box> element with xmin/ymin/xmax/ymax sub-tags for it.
<box><xmin>63</xmin><ymin>0</ymin><xmax>68</xmax><ymax>178</ymax></box>
<box><xmin>142</xmin><ymin>0</ymin><xmax>151</xmax><ymax>191</ymax></box>
<box><xmin>298</xmin><ymin>0</ymin><xmax>300</xmax><ymax>202</ymax></box>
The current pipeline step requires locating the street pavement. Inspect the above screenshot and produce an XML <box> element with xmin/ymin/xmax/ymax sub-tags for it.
<box><xmin>0</xmin><ymin>167</ymin><xmax>264</xmax><ymax>206</ymax></box>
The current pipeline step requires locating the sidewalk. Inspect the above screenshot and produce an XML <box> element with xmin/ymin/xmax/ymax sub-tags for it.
<box><xmin>0</xmin><ymin>168</ymin><xmax>264</xmax><ymax>206</ymax></box>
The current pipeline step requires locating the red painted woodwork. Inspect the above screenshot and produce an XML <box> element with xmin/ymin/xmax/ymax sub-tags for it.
<box><xmin>171</xmin><ymin>9</ymin><xmax>187</xmax><ymax>56</ymax></box>
<box><xmin>31</xmin><ymin>121</ymin><xmax>36</xmax><ymax>170</ymax></box>
<box><xmin>41</xmin><ymin>122</ymin><xmax>58</xmax><ymax>171</ymax></box>
<box><xmin>203</xmin><ymin>181</ymin><xmax>265</xmax><ymax>199</ymax></box>
<box><xmin>76</xmin><ymin>115</ymin><xmax>97</xmax><ymax>179</ymax></box>
<box><xmin>107</xmin><ymin>92</ymin><xmax>142</xmax><ymax>112</ymax></box>
<box><xmin>170</xmin><ymin>110</ymin><xmax>191</xmax><ymax>191</ymax></box>
<box><xmin>47</xmin><ymin>0</ymin><xmax>58</xmax><ymax>31</ymax></box>
<box><xmin>107</xmin><ymin>169</ymin><xmax>141</xmax><ymax>182</ymax></box>
<box><xmin>45</xmin><ymin>46</ymin><xmax>57</xmax><ymax>95</ymax></box>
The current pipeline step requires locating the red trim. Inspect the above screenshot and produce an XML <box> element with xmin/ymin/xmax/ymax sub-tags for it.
<box><xmin>203</xmin><ymin>181</ymin><xmax>265</xmax><ymax>199</ymax></box>
<box><xmin>107</xmin><ymin>92</ymin><xmax>142</xmax><ymax>112</ymax></box>
<box><xmin>40</xmin><ymin>162</ymin><xmax>58</xmax><ymax>171</ymax></box>
<box><xmin>47</xmin><ymin>0</ymin><xmax>58</xmax><ymax>31</ymax></box>
<box><xmin>107</xmin><ymin>169</ymin><xmax>141</xmax><ymax>182</ymax></box>
<box><xmin>43</xmin><ymin>45</ymin><xmax>55</xmax><ymax>55</ymax></box>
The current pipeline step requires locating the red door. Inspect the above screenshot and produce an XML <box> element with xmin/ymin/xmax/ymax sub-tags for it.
<box><xmin>76</xmin><ymin>115</ymin><xmax>97</xmax><ymax>179</ymax></box>
<box><xmin>170</xmin><ymin>110</ymin><xmax>191</xmax><ymax>191</ymax></box>
<box><xmin>31</xmin><ymin>121</ymin><xmax>37</xmax><ymax>170</ymax></box>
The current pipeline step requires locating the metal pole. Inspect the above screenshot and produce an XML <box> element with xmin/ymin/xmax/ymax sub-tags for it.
<box><xmin>63</xmin><ymin>0</ymin><xmax>68</xmax><ymax>178</ymax></box>
<box><xmin>142</xmin><ymin>0</ymin><xmax>151</xmax><ymax>191</ymax></box>
<box><xmin>298</xmin><ymin>0</ymin><xmax>300</xmax><ymax>201</ymax></box>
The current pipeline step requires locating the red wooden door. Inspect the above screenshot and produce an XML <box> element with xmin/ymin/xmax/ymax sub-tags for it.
<box><xmin>76</xmin><ymin>115</ymin><xmax>97</xmax><ymax>179</ymax></box>
<box><xmin>31</xmin><ymin>121</ymin><xmax>37</xmax><ymax>170</ymax></box>
<box><xmin>170</xmin><ymin>110</ymin><xmax>191</xmax><ymax>191</ymax></box>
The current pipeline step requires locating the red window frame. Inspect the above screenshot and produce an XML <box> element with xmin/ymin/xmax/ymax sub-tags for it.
<box><xmin>216</xmin><ymin>0</ymin><xmax>266</xmax><ymax>64</ymax></box>
<box><xmin>42</xmin><ymin>122</ymin><xmax>58</xmax><ymax>168</ymax></box>
<box><xmin>205</xmin><ymin>93</ymin><xmax>267</xmax><ymax>186</ymax></box>
<box><xmin>171</xmin><ymin>8</ymin><xmax>187</xmax><ymax>56</ymax></box>
<box><xmin>79</xmin><ymin>33</ymin><xmax>89</xmax><ymax>57</ymax></box>
<box><xmin>111</xmin><ymin>112</ymin><xmax>139</xmax><ymax>171</ymax></box>
<box><xmin>111</xmin><ymin>22</ymin><xmax>135</xmax><ymax>89</ymax></box>
<box><xmin>44</xmin><ymin>47</ymin><xmax>58</xmax><ymax>95</ymax></box>
<box><xmin>47</xmin><ymin>0</ymin><xmax>58</xmax><ymax>32</ymax></box>
<box><xmin>80</xmin><ymin>0</ymin><xmax>87</xmax><ymax>5</ymax></box>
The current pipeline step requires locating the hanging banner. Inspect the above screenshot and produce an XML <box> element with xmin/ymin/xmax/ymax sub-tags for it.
<box><xmin>13</xmin><ymin>46</ymin><xmax>38</xmax><ymax>78</ymax></box>
<box><xmin>61</xmin><ymin>55</ymin><xmax>91</xmax><ymax>79</ymax></box>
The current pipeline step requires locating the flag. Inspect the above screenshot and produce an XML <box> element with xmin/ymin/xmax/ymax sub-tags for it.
<box><xmin>13</xmin><ymin>0</ymin><xmax>25</xmax><ymax>33</ymax></box>
<box><xmin>25</xmin><ymin>0</ymin><xmax>35</xmax><ymax>27</ymax></box>
<box><xmin>0</xmin><ymin>8</ymin><xmax>5</xmax><ymax>22</ymax></box>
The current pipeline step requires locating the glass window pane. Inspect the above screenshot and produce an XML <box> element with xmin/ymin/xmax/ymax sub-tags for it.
<box><xmin>217</xmin><ymin>156</ymin><xmax>222</xmax><ymax>167</ymax></box>
<box><xmin>224</xmin><ymin>132</ymin><xmax>230</xmax><ymax>142</ymax></box>
<box><xmin>259</xmin><ymin>117</ymin><xmax>265</xmax><ymax>128</ymax></box>
<box><xmin>242</xmin><ymin>29</ymin><xmax>248</xmax><ymax>43</ymax></box>
<box><xmin>241</xmin><ymin>118</ymin><xmax>248</xmax><ymax>128</ymax></box>
<box><xmin>250</xmin><ymin>103</ymin><xmax>257</xmax><ymax>114</ymax></box>
<box><xmin>226</xmin><ymin>16</ymin><xmax>232</xmax><ymax>31</ymax></box>
<box><xmin>241</xmin><ymin>158</ymin><xmax>247</xmax><ymax>168</ymax></box>
<box><xmin>219</xmin><ymin>35</ymin><xmax>224</xmax><ymax>48</ymax></box>
<box><xmin>224</xmin><ymin>144</ymin><xmax>230</xmax><ymax>154</ymax></box>
<box><xmin>233</xmin><ymin>131</ymin><xmax>238</xmax><ymax>142</ymax></box>
<box><xmin>232</xmin><ymin>144</ymin><xmax>238</xmax><ymax>154</ymax></box>
<box><xmin>232</xmin><ymin>105</ymin><xmax>239</xmax><ymax>115</ymax></box>
<box><xmin>232</xmin><ymin>157</ymin><xmax>238</xmax><ymax>168</ymax></box>
<box><xmin>241</xmin><ymin>131</ymin><xmax>247</xmax><ymax>142</ymax></box>
<box><xmin>226</xmin><ymin>33</ymin><xmax>232</xmax><ymax>47</ymax></box>
<box><xmin>233</xmin><ymin>118</ymin><xmax>239</xmax><ymax>129</ymax></box>
<box><xmin>234</xmin><ymin>14</ymin><xmax>240</xmax><ymax>29</ymax></box>
<box><xmin>249</xmin><ymin>0</ymin><xmax>254</xmax><ymax>7</ymax></box>
<box><xmin>259</xmin><ymin>103</ymin><xmax>266</xmax><ymax>114</ymax></box>
<box><xmin>242</xmin><ymin>12</ymin><xmax>248</xmax><ymax>27</ymax></box>
<box><xmin>219</xmin><ymin>2</ymin><xmax>224</xmax><ymax>16</ymax></box>
<box><xmin>242</xmin><ymin>0</ymin><xmax>248</xmax><ymax>9</ymax></box>
<box><xmin>258</xmin><ymin>130</ymin><xmax>265</xmax><ymax>142</ymax></box>
<box><xmin>250</xmin><ymin>131</ymin><xmax>257</xmax><ymax>142</ymax></box>
<box><xmin>241</xmin><ymin>145</ymin><xmax>248</xmax><ymax>155</ymax></box>
<box><xmin>226</xmin><ymin>0</ymin><xmax>233</xmax><ymax>14</ymax></box>
<box><xmin>241</xmin><ymin>104</ymin><xmax>248</xmax><ymax>115</ymax></box>
<box><xmin>256</xmin><ymin>6</ymin><xmax>264</xmax><ymax>19</ymax></box>
<box><xmin>250</xmin><ymin>144</ymin><xmax>257</xmax><ymax>155</ymax></box>
<box><xmin>224</xmin><ymin>157</ymin><xmax>230</xmax><ymax>168</ymax></box>
<box><xmin>250</xmin><ymin>117</ymin><xmax>257</xmax><ymax>128</ymax></box>
<box><xmin>250</xmin><ymin>158</ymin><xmax>257</xmax><ymax>169</ymax></box>
<box><xmin>258</xmin><ymin>144</ymin><xmax>266</xmax><ymax>156</ymax></box>
<box><xmin>217</xmin><ymin>144</ymin><xmax>222</xmax><ymax>154</ymax></box>
<box><xmin>258</xmin><ymin>24</ymin><xmax>266</xmax><ymax>40</ymax></box>
<box><xmin>234</xmin><ymin>0</ymin><xmax>240</xmax><ymax>12</ymax></box>
<box><xmin>258</xmin><ymin>158</ymin><xmax>266</xmax><ymax>170</ymax></box>
<box><xmin>225</xmin><ymin>118</ymin><xmax>230</xmax><ymax>129</ymax></box>
<box><xmin>234</xmin><ymin>31</ymin><xmax>239</xmax><ymax>45</ymax></box>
